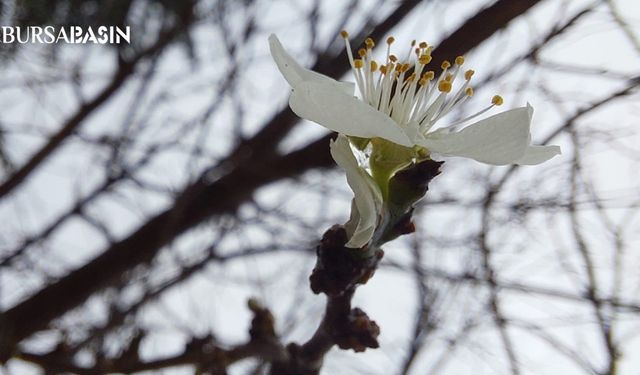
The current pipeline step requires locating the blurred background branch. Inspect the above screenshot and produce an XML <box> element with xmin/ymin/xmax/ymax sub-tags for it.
<box><xmin>0</xmin><ymin>0</ymin><xmax>639</xmax><ymax>373</ymax></box>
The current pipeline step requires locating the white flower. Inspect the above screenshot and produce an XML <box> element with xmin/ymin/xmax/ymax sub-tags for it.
<box><xmin>330</xmin><ymin>135</ymin><xmax>383</xmax><ymax>248</ymax></box>
<box><xmin>269</xmin><ymin>33</ymin><xmax>561</xmax><ymax>165</ymax></box>
<box><xmin>269</xmin><ymin>33</ymin><xmax>561</xmax><ymax>248</ymax></box>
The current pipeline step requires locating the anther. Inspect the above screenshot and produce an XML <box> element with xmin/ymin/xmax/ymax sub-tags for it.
<box><xmin>441</xmin><ymin>60</ymin><xmax>451</xmax><ymax>69</ymax></box>
<box><xmin>492</xmin><ymin>95</ymin><xmax>504</xmax><ymax>106</ymax></box>
<box><xmin>389</xmin><ymin>55</ymin><xmax>398</xmax><ymax>62</ymax></box>
<box><xmin>411</xmin><ymin>39</ymin><xmax>416</xmax><ymax>46</ymax></box>
<box><xmin>445</xmin><ymin>73</ymin><xmax>453</xmax><ymax>82</ymax></box>
<box><xmin>354</xmin><ymin>59</ymin><xmax>364</xmax><ymax>69</ymax></box>
<box><xmin>423</xmin><ymin>71</ymin><xmax>435</xmax><ymax>80</ymax></box>
<box><xmin>370</xmin><ymin>60</ymin><xmax>378</xmax><ymax>72</ymax></box>
<box><xmin>455</xmin><ymin>56</ymin><xmax>465</xmax><ymax>65</ymax></box>
<box><xmin>386</xmin><ymin>36</ymin><xmax>395</xmax><ymax>45</ymax></box>
<box><xmin>419</xmin><ymin>54</ymin><xmax>432</xmax><ymax>65</ymax></box>
<box><xmin>340</xmin><ymin>30</ymin><xmax>349</xmax><ymax>39</ymax></box>
<box><xmin>380</xmin><ymin>65</ymin><xmax>387</xmax><ymax>74</ymax></box>
<box><xmin>465</xmin><ymin>87</ymin><xmax>474</xmax><ymax>96</ymax></box>
<box><xmin>464</xmin><ymin>69</ymin><xmax>475</xmax><ymax>80</ymax></box>
<box><xmin>419</xmin><ymin>41</ymin><xmax>428</xmax><ymax>49</ymax></box>
<box><xmin>358</xmin><ymin>48</ymin><xmax>367</xmax><ymax>57</ymax></box>
<box><xmin>365</xmin><ymin>38</ymin><xmax>375</xmax><ymax>49</ymax></box>
<box><xmin>438</xmin><ymin>80</ymin><xmax>452</xmax><ymax>93</ymax></box>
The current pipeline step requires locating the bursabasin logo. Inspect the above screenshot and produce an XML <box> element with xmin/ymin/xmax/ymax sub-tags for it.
<box><xmin>1</xmin><ymin>26</ymin><xmax>131</xmax><ymax>44</ymax></box>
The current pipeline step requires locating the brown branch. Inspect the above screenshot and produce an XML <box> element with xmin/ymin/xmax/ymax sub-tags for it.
<box><xmin>269</xmin><ymin>227</ymin><xmax>383</xmax><ymax>375</ymax></box>
<box><xmin>16</xmin><ymin>300</ymin><xmax>287</xmax><ymax>374</ymax></box>
<box><xmin>0</xmin><ymin>14</ymin><xmax>193</xmax><ymax>201</ymax></box>
<box><xmin>0</xmin><ymin>62</ymin><xmax>134</xmax><ymax>200</ymax></box>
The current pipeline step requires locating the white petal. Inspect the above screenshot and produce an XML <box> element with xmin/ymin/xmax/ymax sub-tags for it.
<box><xmin>268</xmin><ymin>34</ymin><xmax>354</xmax><ymax>95</ymax></box>
<box><xmin>419</xmin><ymin>106</ymin><xmax>533</xmax><ymax>165</ymax></box>
<box><xmin>290</xmin><ymin>81</ymin><xmax>414</xmax><ymax>147</ymax></box>
<box><xmin>330</xmin><ymin>135</ymin><xmax>383</xmax><ymax>248</ymax></box>
<box><xmin>515</xmin><ymin>145</ymin><xmax>561</xmax><ymax>165</ymax></box>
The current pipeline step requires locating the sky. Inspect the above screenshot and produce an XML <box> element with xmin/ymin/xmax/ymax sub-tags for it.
<box><xmin>1</xmin><ymin>0</ymin><xmax>640</xmax><ymax>374</ymax></box>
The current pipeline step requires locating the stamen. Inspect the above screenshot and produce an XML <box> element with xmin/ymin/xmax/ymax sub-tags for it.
<box><xmin>404</xmin><ymin>40</ymin><xmax>417</xmax><ymax>61</ymax></box>
<box><xmin>438</xmin><ymin>80</ymin><xmax>452</xmax><ymax>93</ymax></box>
<box><xmin>464</xmin><ymin>69</ymin><xmax>475</xmax><ymax>80</ymax></box>
<box><xmin>341</xmin><ymin>34</ymin><xmax>505</xmax><ymax>142</ymax></box>
<box><xmin>341</xmin><ymin>30</ymin><xmax>356</xmax><ymax>68</ymax></box>
<box><xmin>365</xmin><ymin>37</ymin><xmax>375</xmax><ymax>49</ymax></box>
<box><xmin>419</xmin><ymin>54</ymin><xmax>432</xmax><ymax>65</ymax></box>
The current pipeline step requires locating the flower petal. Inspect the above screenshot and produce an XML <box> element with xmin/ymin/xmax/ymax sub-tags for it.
<box><xmin>419</xmin><ymin>106</ymin><xmax>534</xmax><ymax>165</ymax></box>
<box><xmin>330</xmin><ymin>135</ymin><xmax>383</xmax><ymax>248</ymax></box>
<box><xmin>268</xmin><ymin>34</ymin><xmax>354</xmax><ymax>95</ymax></box>
<box><xmin>515</xmin><ymin>145</ymin><xmax>561</xmax><ymax>165</ymax></box>
<box><xmin>290</xmin><ymin>81</ymin><xmax>414</xmax><ymax>147</ymax></box>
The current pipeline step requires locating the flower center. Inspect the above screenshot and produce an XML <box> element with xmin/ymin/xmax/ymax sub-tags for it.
<box><xmin>340</xmin><ymin>31</ymin><xmax>504</xmax><ymax>137</ymax></box>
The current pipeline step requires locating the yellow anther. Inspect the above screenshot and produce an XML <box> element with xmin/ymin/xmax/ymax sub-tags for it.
<box><xmin>419</xmin><ymin>54</ymin><xmax>432</xmax><ymax>65</ymax></box>
<box><xmin>370</xmin><ymin>60</ymin><xmax>378</xmax><ymax>72</ymax></box>
<box><xmin>464</xmin><ymin>69</ymin><xmax>475</xmax><ymax>80</ymax></box>
<box><xmin>492</xmin><ymin>95</ymin><xmax>504</xmax><ymax>106</ymax></box>
<box><xmin>354</xmin><ymin>59</ymin><xmax>364</xmax><ymax>69</ymax></box>
<box><xmin>389</xmin><ymin>55</ymin><xmax>398</xmax><ymax>62</ymax></box>
<box><xmin>407</xmin><ymin>72</ymin><xmax>416</xmax><ymax>82</ymax></box>
<box><xmin>419</xmin><ymin>41</ymin><xmax>428</xmax><ymax>49</ymax></box>
<box><xmin>438</xmin><ymin>80</ymin><xmax>452</xmax><ymax>93</ymax></box>
<box><xmin>340</xmin><ymin>30</ymin><xmax>349</xmax><ymax>39</ymax></box>
<box><xmin>455</xmin><ymin>56</ymin><xmax>465</xmax><ymax>65</ymax></box>
<box><xmin>445</xmin><ymin>73</ymin><xmax>453</xmax><ymax>82</ymax></box>
<box><xmin>358</xmin><ymin>48</ymin><xmax>367</xmax><ymax>57</ymax></box>
<box><xmin>441</xmin><ymin>60</ymin><xmax>451</xmax><ymax>69</ymax></box>
<box><xmin>386</xmin><ymin>36</ymin><xmax>395</xmax><ymax>45</ymax></box>
<box><xmin>423</xmin><ymin>71</ymin><xmax>435</xmax><ymax>80</ymax></box>
<box><xmin>380</xmin><ymin>65</ymin><xmax>387</xmax><ymax>74</ymax></box>
<box><xmin>465</xmin><ymin>87</ymin><xmax>474</xmax><ymax>97</ymax></box>
<box><xmin>419</xmin><ymin>77</ymin><xmax>428</xmax><ymax>86</ymax></box>
<box><xmin>365</xmin><ymin>37</ymin><xmax>375</xmax><ymax>49</ymax></box>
